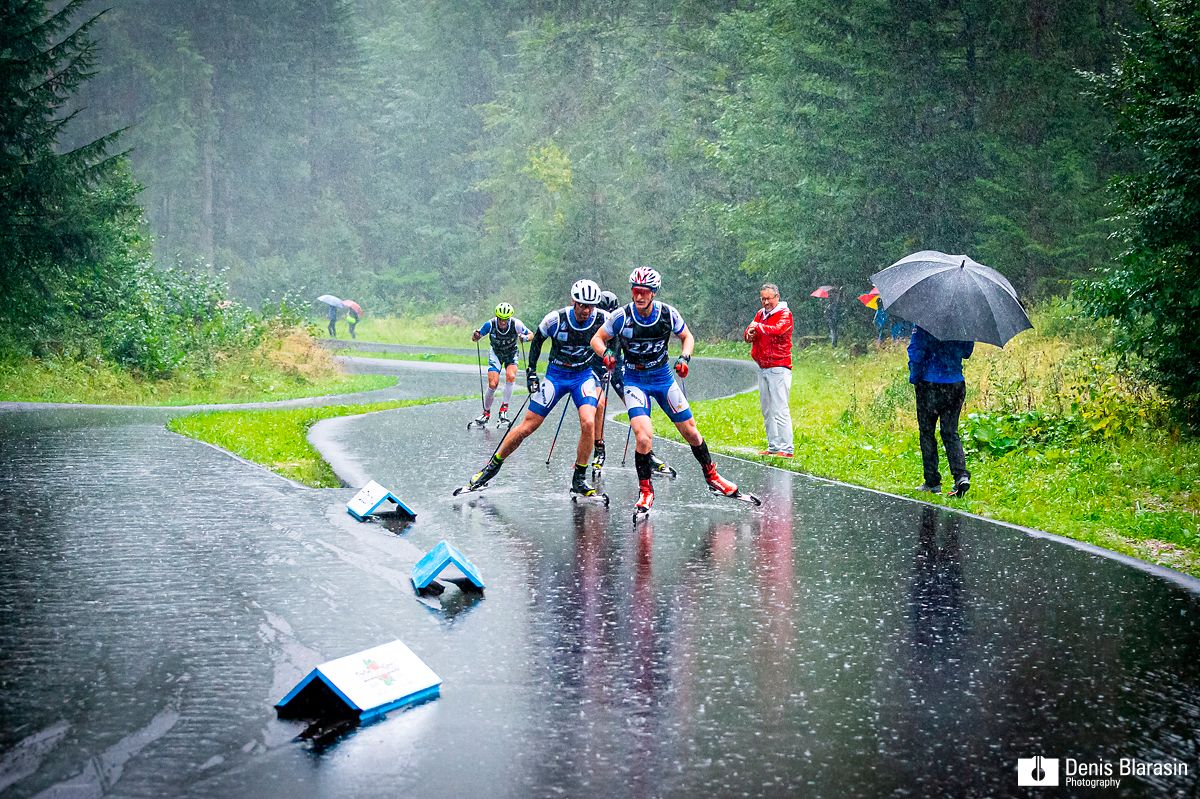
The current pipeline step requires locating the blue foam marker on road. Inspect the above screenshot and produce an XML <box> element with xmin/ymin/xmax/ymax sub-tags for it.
<box><xmin>347</xmin><ymin>480</ymin><xmax>417</xmax><ymax>521</ymax></box>
<box><xmin>411</xmin><ymin>540</ymin><xmax>485</xmax><ymax>593</ymax></box>
<box><xmin>275</xmin><ymin>640</ymin><xmax>441</xmax><ymax>722</ymax></box>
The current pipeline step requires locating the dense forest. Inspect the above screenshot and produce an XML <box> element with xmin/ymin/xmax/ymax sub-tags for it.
<box><xmin>2</xmin><ymin>0</ymin><xmax>1197</xmax><ymax>413</ymax></box>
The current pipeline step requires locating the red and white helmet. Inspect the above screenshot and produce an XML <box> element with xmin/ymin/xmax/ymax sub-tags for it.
<box><xmin>629</xmin><ymin>266</ymin><xmax>661</xmax><ymax>292</ymax></box>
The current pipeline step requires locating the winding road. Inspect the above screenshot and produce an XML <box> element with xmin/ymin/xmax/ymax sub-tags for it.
<box><xmin>1</xmin><ymin>355</ymin><xmax>1197</xmax><ymax>798</ymax></box>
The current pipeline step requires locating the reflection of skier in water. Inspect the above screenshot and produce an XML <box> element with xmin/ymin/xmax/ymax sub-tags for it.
<box><xmin>590</xmin><ymin>289</ymin><xmax>673</xmax><ymax>476</ymax></box>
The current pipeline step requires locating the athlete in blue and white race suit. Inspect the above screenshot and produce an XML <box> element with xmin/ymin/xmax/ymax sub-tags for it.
<box><xmin>462</xmin><ymin>279</ymin><xmax>606</xmax><ymax>496</ymax></box>
<box><xmin>591</xmin><ymin>266</ymin><xmax>742</xmax><ymax>514</ymax></box>
<box><xmin>470</xmin><ymin>302</ymin><xmax>532</xmax><ymax>426</ymax></box>
<box><xmin>590</xmin><ymin>290</ymin><xmax>672</xmax><ymax>474</ymax></box>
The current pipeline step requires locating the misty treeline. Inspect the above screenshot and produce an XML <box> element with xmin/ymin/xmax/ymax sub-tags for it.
<box><xmin>3</xmin><ymin>0</ymin><xmax>1197</xmax><ymax>413</ymax></box>
<box><xmin>63</xmin><ymin>0</ymin><xmax>1131</xmax><ymax>326</ymax></box>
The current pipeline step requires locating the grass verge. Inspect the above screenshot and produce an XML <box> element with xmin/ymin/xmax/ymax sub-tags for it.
<box><xmin>168</xmin><ymin>396</ymin><xmax>465</xmax><ymax>487</ymax></box>
<box><xmin>1</xmin><ymin>328</ymin><xmax>394</xmax><ymax>405</ymax></box>
<box><xmin>336</xmin><ymin>349</ymin><xmax>478</xmax><ymax>366</ymax></box>
<box><xmin>659</xmin><ymin>335</ymin><xmax>1200</xmax><ymax>577</ymax></box>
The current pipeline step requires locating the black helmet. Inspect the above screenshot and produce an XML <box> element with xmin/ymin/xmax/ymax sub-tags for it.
<box><xmin>597</xmin><ymin>290</ymin><xmax>619</xmax><ymax>312</ymax></box>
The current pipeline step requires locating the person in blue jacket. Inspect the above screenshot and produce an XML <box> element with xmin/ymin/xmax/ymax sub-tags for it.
<box><xmin>908</xmin><ymin>325</ymin><xmax>974</xmax><ymax>497</ymax></box>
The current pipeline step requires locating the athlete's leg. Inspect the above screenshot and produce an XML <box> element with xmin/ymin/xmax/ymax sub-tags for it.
<box><xmin>502</xmin><ymin>363</ymin><xmax>518</xmax><ymax>407</ymax></box>
<box><xmin>497</xmin><ymin>409</ymin><xmax>545</xmax><ymax>458</ymax></box>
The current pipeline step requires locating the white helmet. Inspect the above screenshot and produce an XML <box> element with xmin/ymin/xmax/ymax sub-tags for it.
<box><xmin>629</xmin><ymin>266</ymin><xmax>661</xmax><ymax>292</ymax></box>
<box><xmin>571</xmin><ymin>279</ymin><xmax>602</xmax><ymax>305</ymax></box>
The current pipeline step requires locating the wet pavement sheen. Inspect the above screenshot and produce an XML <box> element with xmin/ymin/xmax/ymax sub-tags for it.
<box><xmin>1</xmin><ymin>359</ymin><xmax>1198</xmax><ymax>798</ymax></box>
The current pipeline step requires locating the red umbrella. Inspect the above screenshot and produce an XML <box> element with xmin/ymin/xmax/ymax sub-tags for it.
<box><xmin>810</xmin><ymin>285</ymin><xmax>835</xmax><ymax>299</ymax></box>
<box><xmin>342</xmin><ymin>300</ymin><xmax>363</xmax><ymax>317</ymax></box>
<box><xmin>858</xmin><ymin>288</ymin><xmax>880</xmax><ymax>309</ymax></box>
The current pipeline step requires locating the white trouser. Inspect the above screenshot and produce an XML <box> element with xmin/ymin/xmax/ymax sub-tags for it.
<box><xmin>758</xmin><ymin>366</ymin><xmax>793</xmax><ymax>454</ymax></box>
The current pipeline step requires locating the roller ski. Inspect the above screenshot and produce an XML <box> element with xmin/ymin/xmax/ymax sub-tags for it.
<box><xmin>452</xmin><ymin>456</ymin><xmax>502</xmax><ymax>496</ymax></box>
<box><xmin>496</xmin><ymin>405</ymin><xmax>511</xmax><ymax>428</ymax></box>
<box><xmin>703</xmin><ymin>463</ymin><xmax>761</xmax><ymax>506</ymax></box>
<box><xmin>570</xmin><ymin>471</ymin><xmax>609</xmax><ymax>506</ymax></box>
<box><xmin>649</xmin><ymin>452</ymin><xmax>677</xmax><ymax>478</ymax></box>
<box><xmin>467</xmin><ymin>410</ymin><xmax>491</xmax><ymax>430</ymax></box>
<box><xmin>632</xmin><ymin>479</ymin><xmax>654</xmax><ymax>523</ymax></box>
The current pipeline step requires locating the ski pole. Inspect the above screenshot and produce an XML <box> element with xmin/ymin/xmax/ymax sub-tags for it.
<box><xmin>545</xmin><ymin>401</ymin><xmax>570</xmax><ymax>467</ymax></box>
<box><xmin>488</xmin><ymin>393</ymin><xmax>530</xmax><ymax>461</ymax></box>
<box><xmin>620</xmin><ymin>417</ymin><xmax>633</xmax><ymax>467</ymax></box>
<box><xmin>475</xmin><ymin>339</ymin><xmax>486</xmax><ymax>414</ymax></box>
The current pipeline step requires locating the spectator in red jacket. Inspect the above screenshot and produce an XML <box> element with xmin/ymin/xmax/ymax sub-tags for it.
<box><xmin>744</xmin><ymin>283</ymin><xmax>794</xmax><ymax>457</ymax></box>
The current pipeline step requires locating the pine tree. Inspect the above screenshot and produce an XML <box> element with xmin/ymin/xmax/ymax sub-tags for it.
<box><xmin>0</xmin><ymin>0</ymin><xmax>136</xmax><ymax>307</ymax></box>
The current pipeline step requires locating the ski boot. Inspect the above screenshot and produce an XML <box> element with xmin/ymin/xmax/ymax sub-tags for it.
<box><xmin>468</xmin><ymin>410</ymin><xmax>491</xmax><ymax>429</ymax></box>
<box><xmin>571</xmin><ymin>470</ymin><xmax>609</xmax><ymax>505</ymax></box>
<box><xmin>496</xmin><ymin>404</ymin><xmax>511</xmax><ymax>427</ymax></box>
<box><xmin>703</xmin><ymin>463</ymin><xmax>739</xmax><ymax>497</ymax></box>
<box><xmin>702</xmin><ymin>463</ymin><xmax>761</xmax><ymax>506</ymax></box>
<box><xmin>633</xmin><ymin>479</ymin><xmax>654</xmax><ymax>522</ymax></box>
<box><xmin>453</xmin><ymin>456</ymin><xmax>502</xmax><ymax>495</ymax></box>
<box><xmin>591</xmin><ymin>440</ymin><xmax>606</xmax><ymax>472</ymax></box>
<box><xmin>649</xmin><ymin>452</ymin><xmax>677</xmax><ymax>478</ymax></box>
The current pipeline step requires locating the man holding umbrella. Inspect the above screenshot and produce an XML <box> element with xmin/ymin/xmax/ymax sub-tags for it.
<box><xmin>908</xmin><ymin>327</ymin><xmax>973</xmax><ymax>497</ymax></box>
<box><xmin>872</xmin><ymin>250</ymin><xmax>1033</xmax><ymax>500</ymax></box>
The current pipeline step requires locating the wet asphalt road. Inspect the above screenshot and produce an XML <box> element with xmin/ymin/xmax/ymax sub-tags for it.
<box><xmin>1</xmin><ymin>358</ymin><xmax>1198</xmax><ymax>798</ymax></box>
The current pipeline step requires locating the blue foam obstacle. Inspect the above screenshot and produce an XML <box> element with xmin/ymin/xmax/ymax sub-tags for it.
<box><xmin>347</xmin><ymin>480</ymin><xmax>417</xmax><ymax>521</ymax></box>
<box><xmin>411</xmin><ymin>541</ymin><xmax>485</xmax><ymax>596</ymax></box>
<box><xmin>275</xmin><ymin>640</ymin><xmax>441</xmax><ymax>722</ymax></box>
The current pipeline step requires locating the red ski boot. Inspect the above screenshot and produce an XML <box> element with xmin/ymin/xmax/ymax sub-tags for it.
<box><xmin>633</xmin><ymin>479</ymin><xmax>654</xmax><ymax>521</ymax></box>
<box><xmin>703</xmin><ymin>463</ymin><xmax>738</xmax><ymax>496</ymax></box>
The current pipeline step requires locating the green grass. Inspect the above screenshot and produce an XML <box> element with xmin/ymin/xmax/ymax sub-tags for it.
<box><xmin>0</xmin><ymin>330</ymin><xmax>396</xmax><ymax>405</ymax></box>
<box><xmin>168</xmin><ymin>396</ymin><xmax>465</xmax><ymax>487</ymax></box>
<box><xmin>657</xmin><ymin>342</ymin><xmax>1200</xmax><ymax>576</ymax></box>
<box><xmin>338</xmin><ymin>313</ymin><xmax>476</xmax><ymax>347</ymax></box>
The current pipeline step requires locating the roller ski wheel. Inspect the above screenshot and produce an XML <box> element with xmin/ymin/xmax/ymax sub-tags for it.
<box><xmin>571</xmin><ymin>490</ymin><xmax>610</xmax><ymax>507</ymax></box>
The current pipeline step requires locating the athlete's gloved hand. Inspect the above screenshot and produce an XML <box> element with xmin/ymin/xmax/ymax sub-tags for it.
<box><xmin>471</xmin><ymin>330</ymin><xmax>482</xmax><ymax>342</ymax></box>
<box><xmin>674</xmin><ymin>355</ymin><xmax>690</xmax><ymax>378</ymax></box>
<box><xmin>602</xmin><ymin>354</ymin><xmax>617</xmax><ymax>373</ymax></box>
<box><xmin>526</xmin><ymin>369</ymin><xmax>540</xmax><ymax>394</ymax></box>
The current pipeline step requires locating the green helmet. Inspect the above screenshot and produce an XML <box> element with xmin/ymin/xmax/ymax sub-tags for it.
<box><xmin>495</xmin><ymin>302</ymin><xmax>515</xmax><ymax>320</ymax></box>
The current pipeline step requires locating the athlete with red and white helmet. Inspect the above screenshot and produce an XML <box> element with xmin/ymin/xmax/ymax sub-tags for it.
<box><xmin>457</xmin><ymin>279</ymin><xmax>609</xmax><ymax>500</ymax></box>
<box><xmin>592</xmin><ymin>267</ymin><xmax>757</xmax><ymax>518</ymax></box>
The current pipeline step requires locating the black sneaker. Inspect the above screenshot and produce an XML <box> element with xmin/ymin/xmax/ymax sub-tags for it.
<box><xmin>915</xmin><ymin>483</ymin><xmax>942</xmax><ymax>493</ymax></box>
<box><xmin>950</xmin><ymin>475</ymin><xmax>971</xmax><ymax>498</ymax></box>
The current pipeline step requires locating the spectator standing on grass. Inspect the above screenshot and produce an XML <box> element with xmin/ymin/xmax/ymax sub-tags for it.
<box><xmin>744</xmin><ymin>283</ymin><xmax>794</xmax><ymax>458</ymax></box>
<box><xmin>908</xmin><ymin>325</ymin><xmax>974</xmax><ymax>498</ymax></box>
<box><xmin>327</xmin><ymin>303</ymin><xmax>339</xmax><ymax>338</ymax></box>
<box><xmin>824</xmin><ymin>287</ymin><xmax>842</xmax><ymax>347</ymax></box>
<box><xmin>874</xmin><ymin>305</ymin><xmax>890</xmax><ymax>347</ymax></box>
<box><xmin>347</xmin><ymin>309</ymin><xmax>359</xmax><ymax>339</ymax></box>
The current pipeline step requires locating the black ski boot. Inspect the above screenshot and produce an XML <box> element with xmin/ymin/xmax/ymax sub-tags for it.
<box><xmin>453</xmin><ymin>456</ymin><xmax>502</xmax><ymax>495</ymax></box>
<box><xmin>496</xmin><ymin>404</ymin><xmax>511</xmax><ymax>427</ymax></box>
<box><xmin>649</xmin><ymin>452</ymin><xmax>677</xmax><ymax>478</ymax></box>
<box><xmin>592</xmin><ymin>440</ymin><xmax>606</xmax><ymax>471</ymax></box>
<box><xmin>571</xmin><ymin>467</ymin><xmax>609</xmax><ymax>505</ymax></box>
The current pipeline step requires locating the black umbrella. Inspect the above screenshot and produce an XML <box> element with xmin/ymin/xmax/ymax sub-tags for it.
<box><xmin>870</xmin><ymin>250</ymin><xmax>1032</xmax><ymax>347</ymax></box>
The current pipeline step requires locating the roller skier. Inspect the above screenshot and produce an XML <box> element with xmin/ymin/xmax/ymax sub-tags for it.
<box><xmin>456</xmin><ymin>279</ymin><xmax>609</xmax><ymax>504</ymax></box>
<box><xmin>469</xmin><ymin>302</ymin><xmax>533</xmax><ymax>428</ymax></box>
<box><xmin>591</xmin><ymin>290</ymin><xmax>674</xmax><ymax>477</ymax></box>
<box><xmin>591</xmin><ymin>267</ymin><xmax>759</xmax><ymax>520</ymax></box>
